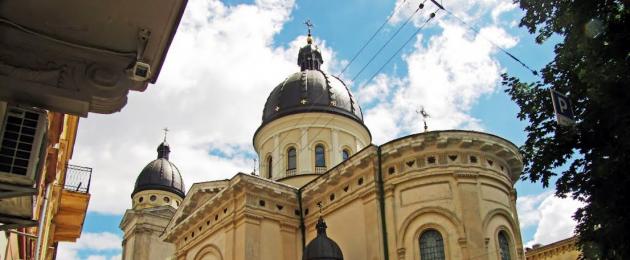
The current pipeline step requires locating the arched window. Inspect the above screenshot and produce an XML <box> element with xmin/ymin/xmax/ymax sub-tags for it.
<box><xmin>342</xmin><ymin>149</ymin><xmax>350</xmax><ymax>160</ymax></box>
<box><xmin>287</xmin><ymin>147</ymin><xmax>297</xmax><ymax>170</ymax></box>
<box><xmin>315</xmin><ymin>144</ymin><xmax>326</xmax><ymax>167</ymax></box>
<box><xmin>267</xmin><ymin>156</ymin><xmax>273</xmax><ymax>179</ymax></box>
<box><xmin>419</xmin><ymin>229</ymin><xmax>445</xmax><ymax>260</ymax></box>
<box><xmin>498</xmin><ymin>231</ymin><xmax>511</xmax><ymax>260</ymax></box>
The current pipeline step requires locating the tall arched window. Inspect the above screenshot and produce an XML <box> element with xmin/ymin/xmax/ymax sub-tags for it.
<box><xmin>267</xmin><ymin>156</ymin><xmax>273</xmax><ymax>179</ymax></box>
<box><xmin>342</xmin><ymin>149</ymin><xmax>350</xmax><ymax>160</ymax></box>
<box><xmin>315</xmin><ymin>144</ymin><xmax>326</xmax><ymax>167</ymax></box>
<box><xmin>419</xmin><ymin>229</ymin><xmax>445</xmax><ymax>260</ymax></box>
<box><xmin>287</xmin><ymin>147</ymin><xmax>297</xmax><ymax>170</ymax></box>
<box><xmin>498</xmin><ymin>231</ymin><xmax>511</xmax><ymax>260</ymax></box>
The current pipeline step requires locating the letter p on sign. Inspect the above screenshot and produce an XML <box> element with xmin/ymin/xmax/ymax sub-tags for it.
<box><xmin>550</xmin><ymin>89</ymin><xmax>575</xmax><ymax>126</ymax></box>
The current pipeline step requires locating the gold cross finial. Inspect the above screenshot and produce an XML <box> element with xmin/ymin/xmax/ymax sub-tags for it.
<box><xmin>162</xmin><ymin>127</ymin><xmax>169</xmax><ymax>141</ymax></box>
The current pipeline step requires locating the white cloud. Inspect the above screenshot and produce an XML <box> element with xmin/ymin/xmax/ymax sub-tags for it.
<box><xmin>517</xmin><ymin>193</ymin><xmax>585</xmax><ymax>247</ymax></box>
<box><xmin>57</xmin><ymin>232</ymin><xmax>121</xmax><ymax>260</ymax></box>
<box><xmin>355</xmin><ymin>0</ymin><xmax>521</xmax><ymax>145</ymax></box>
<box><xmin>360</xmin><ymin>20</ymin><xmax>517</xmax><ymax>143</ymax></box>
<box><xmin>516</xmin><ymin>190</ymin><xmax>553</xmax><ymax>229</ymax></box>
<box><xmin>391</xmin><ymin>0</ymin><xmax>515</xmax><ymax>27</ymax></box>
<box><xmin>491</xmin><ymin>1</ymin><xmax>517</xmax><ymax>23</ymax></box>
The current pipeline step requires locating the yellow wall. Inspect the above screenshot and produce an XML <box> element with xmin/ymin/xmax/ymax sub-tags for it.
<box><xmin>167</xmin><ymin>131</ymin><xmax>525</xmax><ymax>260</ymax></box>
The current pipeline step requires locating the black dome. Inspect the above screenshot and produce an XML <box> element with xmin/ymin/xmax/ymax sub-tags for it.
<box><xmin>303</xmin><ymin>217</ymin><xmax>344</xmax><ymax>260</ymax></box>
<box><xmin>262</xmin><ymin>70</ymin><xmax>363</xmax><ymax>126</ymax></box>
<box><xmin>132</xmin><ymin>142</ymin><xmax>185</xmax><ymax>198</ymax></box>
<box><xmin>260</xmin><ymin>41</ymin><xmax>363</xmax><ymax>127</ymax></box>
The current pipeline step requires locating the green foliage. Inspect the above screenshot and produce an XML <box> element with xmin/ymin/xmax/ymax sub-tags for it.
<box><xmin>502</xmin><ymin>0</ymin><xmax>630</xmax><ymax>258</ymax></box>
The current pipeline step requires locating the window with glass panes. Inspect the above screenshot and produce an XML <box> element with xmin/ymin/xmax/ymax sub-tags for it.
<box><xmin>498</xmin><ymin>231</ymin><xmax>511</xmax><ymax>260</ymax></box>
<box><xmin>419</xmin><ymin>229</ymin><xmax>445</xmax><ymax>260</ymax></box>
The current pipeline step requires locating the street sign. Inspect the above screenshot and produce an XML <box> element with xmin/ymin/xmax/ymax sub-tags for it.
<box><xmin>550</xmin><ymin>89</ymin><xmax>575</xmax><ymax>126</ymax></box>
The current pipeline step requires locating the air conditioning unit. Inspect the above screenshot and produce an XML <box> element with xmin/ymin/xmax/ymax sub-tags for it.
<box><xmin>0</xmin><ymin>102</ymin><xmax>48</xmax><ymax>187</ymax></box>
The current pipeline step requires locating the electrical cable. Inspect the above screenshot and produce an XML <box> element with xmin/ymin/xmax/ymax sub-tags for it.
<box><xmin>337</xmin><ymin>0</ymin><xmax>410</xmax><ymax>77</ymax></box>
<box><xmin>361</xmin><ymin>10</ymin><xmax>440</xmax><ymax>88</ymax></box>
<box><xmin>428</xmin><ymin>0</ymin><xmax>539</xmax><ymax>76</ymax></box>
<box><xmin>350</xmin><ymin>0</ymin><xmax>428</xmax><ymax>82</ymax></box>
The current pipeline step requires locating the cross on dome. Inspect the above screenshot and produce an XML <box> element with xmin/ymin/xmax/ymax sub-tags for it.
<box><xmin>162</xmin><ymin>127</ymin><xmax>169</xmax><ymax>141</ymax></box>
<box><xmin>304</xmin><ymin>19</ymin><xmax>314</xmax><ymax>44</ymax></box>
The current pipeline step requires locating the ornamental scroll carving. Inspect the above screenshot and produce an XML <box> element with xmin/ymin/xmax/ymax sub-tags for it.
<box><xmin>0</xmin><ymin>60</ymin><xmax>65</xmax><ymax>87</ymax></box>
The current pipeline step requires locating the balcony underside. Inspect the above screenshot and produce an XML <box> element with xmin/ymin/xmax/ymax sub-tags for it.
<box><xmin>0</xmin><ymin>0</ymin><xmax>187</xmax><ymax>116</ymax></box>
<box><xmin>53</xmin><ymin>186</ymin><xmax>90</xmax><ymax>242</ymax></box>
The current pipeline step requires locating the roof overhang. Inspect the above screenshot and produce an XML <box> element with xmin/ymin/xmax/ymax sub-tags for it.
<box><xmin>0</xmin><ymin>0</ymin><xmax>187</xmax><ymax>116</ymax></box>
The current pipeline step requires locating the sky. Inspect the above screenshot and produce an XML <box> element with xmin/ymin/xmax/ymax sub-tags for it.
<box><xmin>57</xmin><ymin>0</ymin><xmax>583</xmax><ymax>259</ymax></box>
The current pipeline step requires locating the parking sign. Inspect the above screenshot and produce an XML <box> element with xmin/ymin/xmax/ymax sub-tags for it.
<box><xmin>550</xmin><ymin>89</ymin><xmax>575</xmax><ymax>126</ymax></box>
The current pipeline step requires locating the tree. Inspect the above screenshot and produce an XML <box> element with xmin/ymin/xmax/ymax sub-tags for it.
<box><xmin>502</xmin><ymin>0</ymin><xmax>629</xmax><ymax>258</ymax></box>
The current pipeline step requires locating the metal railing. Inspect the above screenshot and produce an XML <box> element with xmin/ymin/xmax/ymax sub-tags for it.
<box><xmin>63</xmin><ymin>164</ymin><xmax>92</xmax><ymax>193</ymax></box>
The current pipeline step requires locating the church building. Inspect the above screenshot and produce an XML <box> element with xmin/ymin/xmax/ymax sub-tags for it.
<box><xmin>120</xmin><ymin>29</ymin><xmax>525</xmax><ymax>260</ymax></box>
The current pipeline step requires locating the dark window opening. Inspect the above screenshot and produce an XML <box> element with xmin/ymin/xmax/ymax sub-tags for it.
<box><xmin>267</xmin><ymin>156</ymin><xmax>273</xmax><ymax>179</ymax></box>
<box><xmin>342</xmin><ymin>149</ymin><xmax>350</xmax><ymax>160</ymax></box>
<box><xmin>315</xmin><ymin>145</ymin><xmax>326</xmax><ymax>167</ymax></box>
<box><xmin>287</xmin><ymin>147</ymin><xmax>297</xmax><ymax>170</ymax></box>
<box><xmin>499</xmin><ymin>231</ymin><xmax>511</xmax><ymax>260</ymax></box>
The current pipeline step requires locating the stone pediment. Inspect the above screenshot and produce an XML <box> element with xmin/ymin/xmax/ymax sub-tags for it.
<box><xmin>162</xmin><ymin>173</ymin><xmax>298</xmax><ymax>242</ymax></box>
<box><xmin>166</xmin><ymin>180</ymin><xmax>230</xmax><ymax>229</ymax></box>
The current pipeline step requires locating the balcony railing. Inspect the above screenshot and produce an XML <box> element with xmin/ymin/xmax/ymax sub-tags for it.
<box><xmin>63</xmin><ymin>164</ymin><xmax>92</xmax><ymax>193</ymax></box>
<box><xmin>315</xmin><ymin>166</ymin><xmax>327</xmax><ymax>173</ymax></box>
<box><xmin>286</xmin><ymin>169</ymin><xmax>297</xmax><ymax>177</ymax></box>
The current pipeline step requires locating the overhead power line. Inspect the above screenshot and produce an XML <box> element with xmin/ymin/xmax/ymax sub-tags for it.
<box><xmin>428</xmin><ymin>0</ymin><xmax>539</xmax><ymax>76</ymax></box>
<box><xmin>350</xmin><ymin>0</ymin><xmax>429</xmax><ymax>82</ymax></box>
<box><xmin>337</xmin><ymin>0</ymin><xmax>410</xmax><ymax>77</ymax></box>
<box><xmin>361</xmin><ymin>10</ymin><xmax>440</xmax><ymax>87</ymax></box>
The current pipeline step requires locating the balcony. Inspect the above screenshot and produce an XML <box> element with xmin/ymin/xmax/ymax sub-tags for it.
<box><xmin>315</xmin><ymin>166</ymin><xmax>327</xmax><ymax>174</ymax></box>
<box><xmin>53</xmin><ymin>164</ymin><xmax>92</xmax><ymax>242</ymax></box>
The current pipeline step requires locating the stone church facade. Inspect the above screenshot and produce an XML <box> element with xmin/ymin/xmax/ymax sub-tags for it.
<box><xmin>120</xmin><ymin>31</ymin><xmax>525</xmax><ymax>260</ymax></box>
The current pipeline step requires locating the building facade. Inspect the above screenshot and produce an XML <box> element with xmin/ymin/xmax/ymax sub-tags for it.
<box><xmin>123</xmin><ymin>32</ymin><xmax>525</xmax><ymax>260</ymax></box>
<box><xmin>525</xmin><ymin>237</ymin><xmax>580</xmax><ymax>260</ymax></box>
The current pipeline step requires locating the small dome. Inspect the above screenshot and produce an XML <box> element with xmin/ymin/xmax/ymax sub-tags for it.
<box><xmin>132</xmin><ymin>142</ymin><xmax>185</xmax><ymax>198</ymax></box>
<box><xmin>261</xmin><ymin>70</ymin><xmax>363</xmax><ymax>126</ymax></box>
<box><xmin>302</xmin><ymin>217</ymin><xmax>344</xmax><ymax>260</ymax></box>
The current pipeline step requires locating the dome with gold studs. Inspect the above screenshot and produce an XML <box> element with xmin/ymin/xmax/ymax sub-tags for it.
<box><xmin>260</xmin><ymin>33</ymin><xmax>364</xmax><ymax>128</ymax></box>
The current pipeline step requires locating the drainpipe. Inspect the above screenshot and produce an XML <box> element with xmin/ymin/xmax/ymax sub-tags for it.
<box><xmin>376</xmin><ymin>146</ymin><xmax>390</xmax><ymax>260</ymax></box>
<box><xmin>34</xmin><ymin>184</ymin><xmax>51</xmax><ymax>260</ymax></box>
<box><xmin>297</xmin><ymin>189</ymin><xmax>306</xmax><ymax>250</ymax></box>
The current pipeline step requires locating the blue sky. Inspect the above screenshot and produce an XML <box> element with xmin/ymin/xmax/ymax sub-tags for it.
<box><xmin>58</xmin><ymin>0</ymin><xmax>582</xmax><ymax>259</ymax></box>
